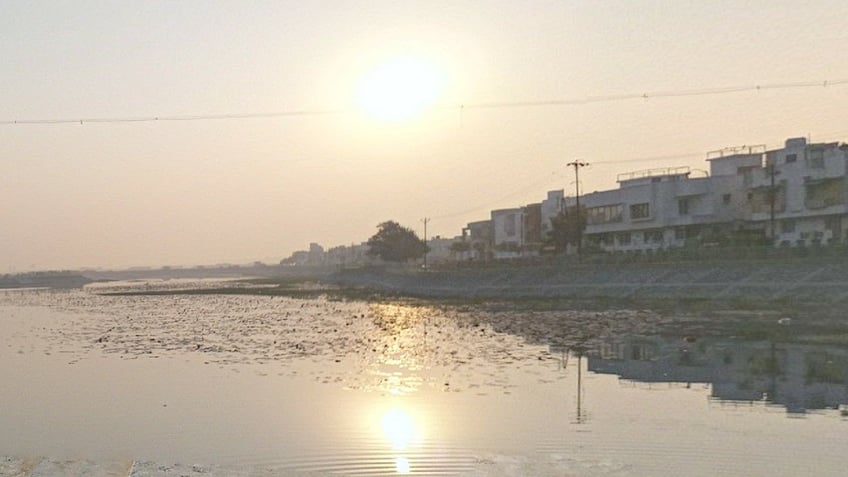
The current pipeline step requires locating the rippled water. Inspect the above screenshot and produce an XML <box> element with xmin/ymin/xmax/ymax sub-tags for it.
<box><xmin>1</xmin><ymin>280</ymin><xmax>845</xmax><ymax>476</ymax></box>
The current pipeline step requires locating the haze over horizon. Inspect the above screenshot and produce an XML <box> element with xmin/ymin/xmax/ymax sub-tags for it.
<box><xmin>3</xmin><ymin>1</ymin><xmax>847</xmax><ymax>272</ymax></box>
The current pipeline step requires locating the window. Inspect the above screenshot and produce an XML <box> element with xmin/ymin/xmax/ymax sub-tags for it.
<box><xmin>722</xmin><ymin>194</ymin><xmax>731</xmax><ymax>205</ymax></box>
<box><xmin>617</xmin><ymin>232</ymin><xmax>631</xmax><ymax>245</ymax></box>
<box><xmin>586</xmin><ymin>204</ymin><xmax>624</xmax><ymax>225</ymax></box>
<box><xmin>785</xmin><ymin>153</ymin><xmax>797</xmax><ymax>163</ymax></box>
<box><xmin>630</xmin><ymin>203</ymin><xmax>650</xmax><ymax>220</ymax></box>
<box><xmin>805</xmin><ymin>178</ymin><xmax>846</xmax><ymax>209</ymax></box>
<box><xmin>644</xmin><ymin>230</ymin><xmax>663</xmax><ymax>244</ymax></box>
<box><xmin>678</xmin><ymin>199</ymin><xmax>689</xmax><ymax>215</ymax></box>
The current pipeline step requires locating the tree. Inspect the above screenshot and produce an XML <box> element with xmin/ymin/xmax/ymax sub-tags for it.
<box><xmin>366</xmin><ymin>221</ymin><xmax>428</xmax><ymax>262</ymax></box>
<box><xmin>544</xmin><ymin>206</ymin><xmax>585</xmax><ymax>254</ymax></box>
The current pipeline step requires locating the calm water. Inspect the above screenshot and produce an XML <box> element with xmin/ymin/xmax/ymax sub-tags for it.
<box><xmin>1</xmin><ymin>280</ymin><xmax>845</xmax><ymax>476</ymax></box>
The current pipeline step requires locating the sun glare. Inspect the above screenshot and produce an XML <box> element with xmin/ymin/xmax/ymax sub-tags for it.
<box><xmin>356</xmin><ymin>57</ymin><xmax>444</xmax><ymax>121</ymax></box>
<box><xmin>382</xmin><ymin>407</ymin><xmax>417</xmax><ymax>450</ymax></box>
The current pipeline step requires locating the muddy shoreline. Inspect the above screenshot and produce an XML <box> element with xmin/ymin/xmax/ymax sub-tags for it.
<box><xmin>93</xmin><ymin>266</ymin><xmax>848</xmax><ymax>344</ymax></box>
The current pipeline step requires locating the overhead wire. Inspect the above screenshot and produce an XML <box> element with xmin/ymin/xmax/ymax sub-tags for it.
<box><xmin>428</xmin><ymin>149</ymin><xmax>714</xmax><ymax>221</ymax></box>
<box><xmin>591</xmin><ymin>152</ymin><xmax>704</xmax><ymax>165</ymax></box>
<box><xmin>2</xmin><ymin>78</ymin><xmax>846</xmax><ymax>125</ymax></box>
<box><xmin>431</xmin><ymin>170</ymin><xmax>565</xmax><ymax>221</ymax></box>
<box><xmin>5</xmin><ymin>77</ymin><xmax>846</xmax><ymax>228</ymax></box>
<box><xmin>0</xmin><ymin>109</ymin><xmax>346</xmax><ymax>125</ymax></box>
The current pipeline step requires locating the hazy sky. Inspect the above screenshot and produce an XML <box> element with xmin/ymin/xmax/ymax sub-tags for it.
<box><xmin>3</xmin><ymin>0</ymin><xmax>847</xmax><ymax>271</ymax></box>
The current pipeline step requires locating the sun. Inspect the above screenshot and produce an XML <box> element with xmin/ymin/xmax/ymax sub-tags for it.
<box><xmin>356</xmin><ymin>57</ymin><xmax>444</xmax><ymax>121</ymax></box>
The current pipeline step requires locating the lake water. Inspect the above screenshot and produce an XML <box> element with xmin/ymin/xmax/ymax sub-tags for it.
<box><xmin>1</xmin><ymin>280</ymin><xmax>845</xmax><ymax>476</ymax></box>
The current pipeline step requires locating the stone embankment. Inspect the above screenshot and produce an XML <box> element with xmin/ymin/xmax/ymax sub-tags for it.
<box><xmin>327</xmin><ymin>258</ymin><xmax>848</xmax><ymax>309</ymax></box>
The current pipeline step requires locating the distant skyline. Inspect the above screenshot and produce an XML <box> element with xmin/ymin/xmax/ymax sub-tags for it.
<box><xmin>3</xmin><ymin>1</ymin><xmax>848</xmax><ymax>271</ymax></box>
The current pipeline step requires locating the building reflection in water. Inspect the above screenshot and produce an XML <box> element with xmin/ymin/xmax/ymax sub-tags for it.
<box><xmin>582</xmin><ymin>335</ymin><xmax>848</xmax><ymax>415</ymax></box>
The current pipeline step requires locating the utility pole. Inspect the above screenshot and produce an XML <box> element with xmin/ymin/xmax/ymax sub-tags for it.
<box><xmin>421</xmin><ymin>217</ymin><xmax>430</xmax><ymax>269</ymax></box>
<box><xmin>567</xmin><ymin>160</ymin><xmax>589</xmax><ymax>260</ymax></box>
<box><xmin>576</xmin><ymin>352</ymin><xmax>584</xmax><ymax>423</ymax></box>
<box><xmin>767</xmin><ymin>162</ymin><xmax>780</xmax><ymax>246</ymax></box>
<box><xmin>570</xmin><ymin>345</ymin><xmax>588</xmax><ymax>424</ymax></box>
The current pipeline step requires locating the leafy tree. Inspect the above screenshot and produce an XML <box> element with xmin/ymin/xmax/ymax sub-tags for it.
<box><xmin>544</xmin><ymin>206</ymin><xmax>585</xmax><ymax>254</ymax></box>
<box><xmin>366</xmin><ymin>221</ymin><xmax>428</xmax><ymax>262</ymax></box>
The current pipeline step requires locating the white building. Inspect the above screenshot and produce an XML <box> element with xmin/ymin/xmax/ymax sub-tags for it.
<box><xmin>749</xmin><ymin>137</ymin><xmax>848</xmax><ymax>246</ymax></box>
<box><xmin>491</xmin><ymin>208</ymin><xmax>524</xmax><ymax>257</ymax></box>
<box><xmin>323</xmin><ymin>243</ymin><xmax>371</xmax><ymax>266</ymax></box>
<box><xmin>575</xmin><ymin>164</ymin><xmax>741</xmax><ymax>252</ymax></box>
<box><xmin>465</xmin><ymin>220</ymin><xmax>493</xmax><ymax>260</ymax></box>
<box><xmin>461</xmin><ymin>136</ymin><xmax>848</xmax><ymax>257</ymax></box>
<box><xmin>540</xmin><ymin>189</ymin><xmax>564</xmax><ymax>241</ymax></box>
<box><xmin>425</xmin><ymin>235</ymin><xmax>463</xmax><ymax>264</ymax></box>
<box><xmin>570</xmin><ymin>138</ymin><xmax>848</xmax><ymax>252</ymax></box>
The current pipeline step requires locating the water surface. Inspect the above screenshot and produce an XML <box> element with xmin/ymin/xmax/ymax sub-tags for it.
<box><xmin>1</xmin><ymin>281</ymin><xmax>845</xmax><ymax>476</ymax></box>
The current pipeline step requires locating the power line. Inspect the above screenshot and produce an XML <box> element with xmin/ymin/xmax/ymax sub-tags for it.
<box><xmin>451</xmin><ymin>78</ymin><xmax>848</xmax><ymax>110</ymax></box>
<box><xmin>425</xmin><ymin>145</ymin><xmax>786</xmax><ymax>224</ymax></box>
<box><xmin>431</xmin><ymin>171</ymin><xmax>565</xmax><ymax>220</ymax></box>
<box><xmin>0</xmin><ymin>109</ymin><xmax>346</xmax><ymax>126</ymax></box>
<box><xmin>2</xmin><ymin>78</ymin><xmax>846</xmax><ymax>126</ymax></box>
<box><xmin>592</xmin><ymin>152</ymin><xmax>703</xmax><ymax>165</ymax></box>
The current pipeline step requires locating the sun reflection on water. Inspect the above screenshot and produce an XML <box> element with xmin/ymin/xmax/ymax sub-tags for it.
<box><xmin>367</xmin><ymin>303</ymin><xmax>439</xmax><ymax>394</ymax></box>
<box><xmin>382</xmin><ymin>407</ymin><xmax>420</xmax><ymax>450</ymax></box>
<box><xmin>380</xmin><ymin>406</ymin><xmax>423</xmax><ymax>474</ymax></box>
<box><xmin>394</xmin><ymin>455</ymin><xmax>411</xmax><ymax>474</ymax></box>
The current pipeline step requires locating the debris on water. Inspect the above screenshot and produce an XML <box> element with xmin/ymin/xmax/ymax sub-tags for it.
<box><xmin>0</xmin><ymin>279</ymin><xmax>739</xmax><ymax>395</ymax></box>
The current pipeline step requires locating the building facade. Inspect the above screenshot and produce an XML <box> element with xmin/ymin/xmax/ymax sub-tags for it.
<box><xmin>463</xmin><ymin>136</ymin><xmax>848</xmax><ymax>258</ymax></box>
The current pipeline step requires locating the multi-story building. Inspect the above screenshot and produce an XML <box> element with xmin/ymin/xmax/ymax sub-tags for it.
<box><xmin>425</xmin><ymin>235</ymin><xmax>465</xmax><ymax>264</ymax></box>
<box><xmin>522</xmin><ymin>202</ymin><xmax>543</xmax><ymax>252</ymax></box>
<box><xmin>750</xmin><ymin>137</ymin><xmax>848</xmax><ymax>246</ymax></box>
<box><xmin>460</xmin><ymin>136</ymin><xmax>847</xmax><ymax>258</ymax></box>
<box><xmin>318</xmin><ymin>243</ymin><xmax>371</xmax><ymax>266</ymax></box>
<box><xmin>465</xmin><ymin>220</ymin><xmax>494</xmax><ymax>260</ymax></box>
<box><xmin>491</xmin><ymin>207</ymin><xmax>524</xmax><ymax>257</ymax></box>
<box><xmin>573</xmin><ymin>163</ymin><xmax>742</xmax><ymax>252</ymax></box>
<box><xmin>540</xmin><ymin>189</ymin><xmax>565</xmax><ymax>241</ymax></box>
<box><xmin>564</xmin><ymin>137</ymin><xmax>848</xmax><ymax>253</ymax></box>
